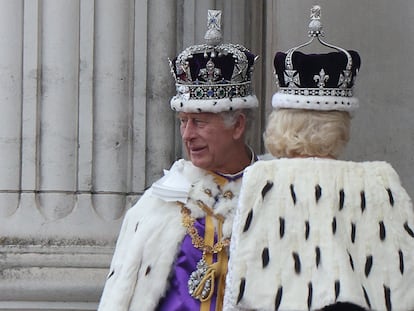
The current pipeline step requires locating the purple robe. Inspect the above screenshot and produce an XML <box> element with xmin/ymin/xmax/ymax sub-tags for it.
<box><xmin>157</xmin><ymin>218</ymin><xmax>219</xmax><ymax>311</ymax></box>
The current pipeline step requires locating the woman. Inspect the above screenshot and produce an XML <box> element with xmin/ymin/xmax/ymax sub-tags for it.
<box><xmin>224</xmin><ymin>6</ymin><xmax>414</xmax><ymax>311</ymax></box>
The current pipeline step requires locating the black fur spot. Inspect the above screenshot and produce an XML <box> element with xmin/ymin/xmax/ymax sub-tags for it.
<box><xmin>107</xmin><ymin>270</ymin><xmax>115</xmax><ymax>279</ymax></box>
<box><xmin>262</xmin><ymin>247</ymin><xmax>270</xmax><ymax>268</ymax></box>
<box><xmin>308</xmin><ymin>282</ymin><xmax>313</xmax><ymax>309</ymax></box>
<box><xmin>335</xmin><ymin>280</ymin><xmax>340</xmax><ymax>300</ymax></box>
<box><xmin>348</xmin><ymin>251</ymin><xmax>355</xmax><ymax>271</ymax></box>
<box><xmin>339</xmin><ymin>189</ymin><xmax>345</xmax><ymax>211</ymax></box>
<box><xmin>404</xmin><ymin>221</ymin><xmax>414</xmax><ymax>238</ymax></box>
<box><xmin>362</xmin><ymin>286</ymin><xmax>372</xmax><ymax>309</ymax></box>
<box><xmin>261</xmin><ymin>181</ymin><xmax>274</xmax><ymax>199</ymax></box>
<box><xmin>365</xmin><ymin>255</ymin><xmax>373</xmax><ymax>277</ymax></box>
<box><xmin>135</xmin><ymin>222</ymin><xmax>139</xmax><ymax>232</ymax></box>
<box><xmin>332</xmin><ymin>217</ymin><xmax>337</xmax><ymax>235</ymax></box>
<box><xmin>360</xmin><ymin>191</ymin><xmax>366</xmax><ymax>213</ymax></box>
<box><xmin>243</xmin><ymin>209</ymin><xmax>253</xmax><ymax>232</ymax></box>
<box><xmin>351</xmin><ymin>222</ymin><xmax>356</xmax><ymax>243</ymax></box>
<box><xmin>399</xmin><ymin>250</ymin><xmax>404</xmax><ymax>274</ymax></box>
<box><xmin>315</xmin><ymin>247</ymin><xmax>321</xmax><ymax>268</ymax></box>
<box><xmin>387</xmin><ymin>188</ymin><xmax>394</xmax><ymax>206</ymax></box>
<box><xmin>379</xmin><ymin>221</ymin><xmax>386</xmax><ymax>241</ymax></box>
<box><xmin>275</xmin><ymin>286</ymin><xmax>283</xmax><ymax>311</ymax></box>
<box><xmin>293</xmin><ymin>252</ymin><xmax>301</xmax><ymax>274</ymax></box>
<box><xmin>290</xmin><ymin>184</ymin><xmax>297</xmax><ymax>205</ymax></box>
<box><xmin>315</xmin><ymin>185</ymin><xmax>322</xmax><ymax>202</ymax></box>
<box><xmin>237</xmin><ymin>278</ymin><xmax>246</xmax><ymax>304</ymax></box>
<box><xmin>145</xmin><ymin>265</ymin><xmax>151</xmax><ymax>276</ymax></box>
<box><xmin>384</xmin><ymin>285</ymin><xmax>392</xmax><ymax>311</ymax></box>
<box><xmin>279</xmin><ymin>217</ymin><xmax>285</xmax><ymax>238</ymax></box>
<box><xmin>305</xmin><ymin>221</ymin><xmax>310</xmax><ymax>240</ymax></box>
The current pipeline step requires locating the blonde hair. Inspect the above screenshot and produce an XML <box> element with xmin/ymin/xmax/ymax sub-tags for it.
<box><xmin>264</xmin><ymin>109</ymin><xmax>351</xmax><ymax>158</ymax></box>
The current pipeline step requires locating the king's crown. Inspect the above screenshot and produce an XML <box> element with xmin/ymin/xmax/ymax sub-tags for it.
<box><xmin>169</xmin><ymin>10</ymin><xmax>258</xmax><ymax>113</ymax></box>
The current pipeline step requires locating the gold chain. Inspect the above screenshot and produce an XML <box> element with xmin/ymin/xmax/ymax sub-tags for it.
<box><xmin>179</xmin><ymin>202</ymin><xmax>230</xmax><ymax>254</ymax></box>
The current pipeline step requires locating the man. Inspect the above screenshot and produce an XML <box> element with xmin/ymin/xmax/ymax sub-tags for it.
<box><xmin>98</xmin><ymin>10</ymin><xmax>259</xmax><ymax>311</ymax></box>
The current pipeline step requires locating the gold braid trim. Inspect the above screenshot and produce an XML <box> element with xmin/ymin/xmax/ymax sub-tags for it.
<box><xmin>179</xmin><ymin>202</ymin><xmax>230</xmax><ymax>253</ymax></box>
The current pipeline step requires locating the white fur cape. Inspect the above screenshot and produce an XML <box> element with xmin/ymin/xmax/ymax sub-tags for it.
<box><xmin>98</xmin><ymin>159</ymin><xmax>243</xmax><ymax>311</ymax></box>
<box><xmin>224</xmin><ymin>158</ymin><xmax>414</xmax><ymax>311</ymax></box>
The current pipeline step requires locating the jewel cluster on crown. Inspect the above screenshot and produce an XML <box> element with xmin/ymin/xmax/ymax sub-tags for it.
<box><xmin>169</xmin><ymin>10</ymin><xmax>256</xmax><ymax>101</ymax></box>
<box><xmin>278</xmin><ymin>5</ymin><xmax>357</xmax><ymax>98</ymax></box>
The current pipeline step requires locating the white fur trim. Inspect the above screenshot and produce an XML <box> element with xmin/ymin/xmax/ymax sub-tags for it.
<box><xmin>272</xmin><ymin>92</ymin><xmax>359</xmax><ymax>112</ymax></box>
<box><xmin>171</xmin><ymin>94</ymin><xmax>258</xmax><ymax>113</ymax></box>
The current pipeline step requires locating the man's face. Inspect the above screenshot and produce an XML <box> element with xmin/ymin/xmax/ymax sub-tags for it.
<box><xmin>179</xmin><ymin>112</ymin><xmax>240</xmax><ymax>173</ymax></box>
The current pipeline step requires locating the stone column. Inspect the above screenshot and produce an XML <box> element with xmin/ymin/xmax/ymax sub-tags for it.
<box><xmin>146</xmin><ymin>0</ymin><xmax>178</xmax><ymax>183</ymax></box>
<box><xmin>92</xmin><ymin>0</ymin><xmax>134</xmax><ymax>221</ymax></box>
<box><xmin>0</xmin><ymin>0</ymin><xmax>23</xmax><ymax>218</ymax></box>
<box><xmin>37</xmin><ymin>0</ymin><xmax>78</xmax><ymax>221</ymax></box>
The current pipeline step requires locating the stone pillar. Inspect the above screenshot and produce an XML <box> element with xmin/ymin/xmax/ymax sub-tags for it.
<box><xmin>0</xmin><ymin>0</ymin><xmax>23</xmax><ymax>218</ymax></box>
<box><xmin>37</xmin><ymin>0</ymin><xmax>78</xmax><ymax>221</ymax></box>
<box><xmin>146</xmin><ymin>0</ymin><xmax>178</xmax><ymax>182</ymax></box>
<box><xmin>92</xmin><ymin>0</ymin><xmax>134</xmax><ymax>221</ymax></box>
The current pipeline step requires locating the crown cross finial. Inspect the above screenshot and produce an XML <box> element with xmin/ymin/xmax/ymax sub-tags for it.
<box><xmin>204</xmin><ymin>10</ymin><xmax>223</xmax><ymax>46</ymax></box>
<box><xmin>308</xmin><ymin>5</ymin><xmax>323</xmax><ymax>37</ymax></box>
<box><xmin>310</xmin><ymin>5</ymin><xmax>321</xmax><ymax>20</ymax></box>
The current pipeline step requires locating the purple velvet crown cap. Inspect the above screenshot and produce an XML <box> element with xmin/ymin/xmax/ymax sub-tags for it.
<box><xmin>274</xmin><ymin>51</ymin><xmax>361</xmax><ymax>89</ymax></box>
<box><xmin>171</xmin><ymin>49</ymin><xmax>256</xmax><ymax>84</ymax></box>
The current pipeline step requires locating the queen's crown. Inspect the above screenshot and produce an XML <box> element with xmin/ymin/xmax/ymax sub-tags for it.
<box><xmin>272</xmin><ymin>5</ymin><xmax>361</xmax><ymax>112</ymax></box>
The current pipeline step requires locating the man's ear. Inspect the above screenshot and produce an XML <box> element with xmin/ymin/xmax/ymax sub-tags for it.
<box><xmin>232</xmin><ymin>112</ymin><xmax>246</xmax><ymax>140</ymax></box>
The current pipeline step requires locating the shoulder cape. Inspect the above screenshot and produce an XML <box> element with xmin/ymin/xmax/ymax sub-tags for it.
<box><xmin>225</xmin><ymin>158</ymin><xmax>414</xmax><ymax>311</ymax></box>
<box><xmin>99</xmin><ymin>159</ymin><xmax>243</xmax><ymax>311</ymax></box>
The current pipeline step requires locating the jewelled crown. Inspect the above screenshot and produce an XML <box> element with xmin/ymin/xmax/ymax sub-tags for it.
<box><xmin>169</xmin><ymin>10</ymin><xmax>259</xmax><ymax>113</ymax></box>
<box><xmin>272</xmin><ymin>5</ymin><xmax>361</xmax><ymax>112</ymax></box>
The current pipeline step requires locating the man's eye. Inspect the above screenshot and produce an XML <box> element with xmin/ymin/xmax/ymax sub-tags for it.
<box><xmin>194</xmin><ymin>119</ymin><xmax>207</xmax><ymax>126</ymax></box>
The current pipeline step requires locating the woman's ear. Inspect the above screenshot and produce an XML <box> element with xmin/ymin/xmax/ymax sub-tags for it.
<box><xmin>232</xmin><ymin>112</ymin><xmax>246</xmax><ymax>140</ymax></box>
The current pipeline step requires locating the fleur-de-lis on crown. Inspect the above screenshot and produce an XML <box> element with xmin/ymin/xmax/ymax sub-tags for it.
<box><xmin>314</xmin><ymin>69</ymin><xmax>329</xmax><ymax>88</ymax></box>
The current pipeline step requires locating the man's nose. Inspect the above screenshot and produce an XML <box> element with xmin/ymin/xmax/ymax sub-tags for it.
<box><xmin>181</xmin><ymin>120</ymin><xmax>196</xmax><ymax>141</ymax></box>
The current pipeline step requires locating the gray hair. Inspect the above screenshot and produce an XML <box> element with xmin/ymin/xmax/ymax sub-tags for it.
<box><xmin>219</xmin><ymin>109</ymin><xmax>254</xmax><ymax>131</ymax></box>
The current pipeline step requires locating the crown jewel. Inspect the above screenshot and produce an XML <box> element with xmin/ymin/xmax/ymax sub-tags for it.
<box><xmin>272</xmin><ymin>5</ymin><xmax>361</xmax><ymax>112</ymax></box>
<box><xmin>169</xmin><ymin>10</ymin><xmax>258</xmax><ymax>113</ymax></box>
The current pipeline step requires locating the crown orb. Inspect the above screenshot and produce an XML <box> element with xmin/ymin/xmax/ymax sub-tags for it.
<box><xmin>308</xmin><ymin>19</ymin><xmax>323</xmax><ymax>36</ymax></box>
<box><xmin>204</xmin><ymin>29</ymin><xmax>222</xmax><ymax>46</ymax></box>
